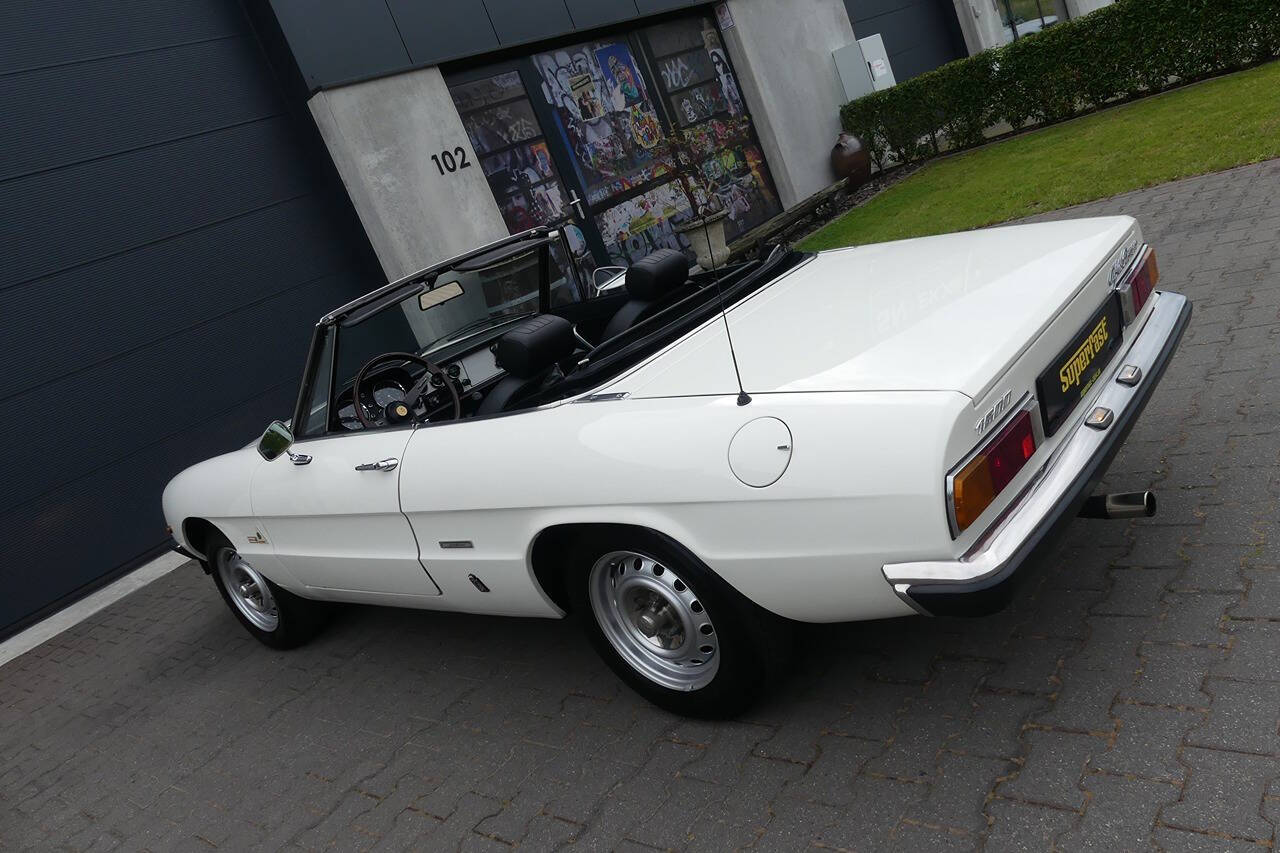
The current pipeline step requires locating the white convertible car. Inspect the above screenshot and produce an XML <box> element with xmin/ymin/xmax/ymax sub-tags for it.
<box><xmin>164</xmin><ymin>218</ymin><xmax>1189</xmax><ymax>716</ymax></box>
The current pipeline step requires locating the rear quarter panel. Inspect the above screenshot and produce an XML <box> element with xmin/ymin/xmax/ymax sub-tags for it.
<box><xmin>400</xmin><ymin>390</ymin><xmax>969</xmax><ymax>623</ymax></box>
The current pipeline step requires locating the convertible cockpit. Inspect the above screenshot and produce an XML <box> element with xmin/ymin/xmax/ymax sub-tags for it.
<box><xmin>290</xmin><ymin>226</ymin><xmax>805</xmax><ymax>438</ymax></box>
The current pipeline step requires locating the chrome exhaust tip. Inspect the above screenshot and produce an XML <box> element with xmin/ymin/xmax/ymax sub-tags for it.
<box><xmin>1079</xmin><ymin>491</ymin><xmax>1157</xmax><ymax>520</ymax></box>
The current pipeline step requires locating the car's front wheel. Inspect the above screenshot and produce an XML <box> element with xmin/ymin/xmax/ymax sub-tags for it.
<box><xmin>206</xmin><ymin>534</ymin><xmax>329</xmax><ymax>649</ymax></box>
<box><xmin>570</xmin><ymin>530</ymin><xmax>788</xmax><ymax>718</ymax></box>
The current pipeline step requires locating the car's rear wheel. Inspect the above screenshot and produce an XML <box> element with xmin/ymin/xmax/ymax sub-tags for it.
<box><xmin>206</xmin><ymin>533</ymin><xmax>329</xmax><ymax>649</ymax></box>
<box><xmin>570</xmin><ymin>529</ymin><xmax>788</xmax><ymax>718</ymax></box>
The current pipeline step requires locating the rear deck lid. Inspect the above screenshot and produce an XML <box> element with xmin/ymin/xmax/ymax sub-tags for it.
<box><xmin>727</xmin><ymin>217</ymin><xmax>1135</xmax><ymax>397</ymax></box>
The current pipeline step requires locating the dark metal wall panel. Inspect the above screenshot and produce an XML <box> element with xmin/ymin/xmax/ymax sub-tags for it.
<box><xmin>0</xmin><ymin>201</ymin><xmax>359</xmax><ymax>401</ymax></box>
<box><xmin>564</xmin><ymin>0</ymin><xmax>642</xmax><ymax>30</ymax></box>
<box><xmin>846</xmin><ymin>0</ymin><xmax>966</xmax><ymax>80</ymax></box>
<box><xmin>0</xmin><ymin>0</ymin><xmax>380</xmax><ymax>636</ymax></box>
<box><xmin>634</xmin><ymin>0</ymin><xmax>698</xmax><ymax>14</ymax></box>
<box><xmin>0</xmin><ymin>0</ymin><xmax>246</xmax><ymax>75</ymax></box>
<box><xmin>386</xmin><ymin>0</ymin><xmax>499</xmax><ymax>66</ymax></box>
<box><xmin>0</xmin><ymin>37</ymin><xmax>280</xmax><ymax>182</ymax></box>
<box><xmin>0</xmin><ymin>278</ymin><xmax>332</xmax><ymax>521</ymax></box>
<box><xmin>484</xmin><ymin>0</ymin><xmax>576</xmax><ymax>44</ymax></box>
<box><xmin>268</xmin><ymin>0</ymin><xmax>705</xmax><ymax>91</ymax></box>
<box><xmin>0</xmin><ymin>384</ymin><xmax>292</xmax><ymax>636</ymax></box>
<box><xmin>271</xmin><ymin>0</ymin><xmax>412</xmax><ymax>89</ymax></box>
<box><xmin>1</xmin><ymin>118</ymin><xmax>316</xmax><ymax>291</ymax></box>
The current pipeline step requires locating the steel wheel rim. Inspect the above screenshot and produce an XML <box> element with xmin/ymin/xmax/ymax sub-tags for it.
<box><xmin>216</xmin><ymin>548</ymin><xmax>279</xmax><ymax>632</ymax></box>
<box><xmin>588</xmin><ymin>550</ymin><xmax>719</xmax><ymax>692</ymax></box>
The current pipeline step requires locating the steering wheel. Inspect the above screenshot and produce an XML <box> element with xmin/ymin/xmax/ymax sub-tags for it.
<box><xmin>351</xmin><ymin>352</ymin><xmax>461</xmax><ymax>429</ymax></box>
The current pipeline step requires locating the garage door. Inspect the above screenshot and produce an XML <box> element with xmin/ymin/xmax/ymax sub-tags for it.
<box><xmin>846</xmin><ymin>0</ymin><xmax>968</xmax><ymax>81</ymax></box>
<box><xmin>0</xmin><ymin>0</ymin><xmax>381</xmax><ymax>636</ymax></box>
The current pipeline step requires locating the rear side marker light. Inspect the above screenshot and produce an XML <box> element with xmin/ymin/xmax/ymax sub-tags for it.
<box><xmin>1118</xmin><ymin>247</ymin><xmax>1159</xmax><ymax>323</ymax></box>
<box><xmin>951</xmin><ymin>409</ymin><xmax>1037</xmax><ymax>534</ymax></box>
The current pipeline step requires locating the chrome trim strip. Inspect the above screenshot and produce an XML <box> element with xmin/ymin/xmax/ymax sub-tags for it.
<box><xmin>1113</xmin><ymin>243</ymin><xmax>1151</xmax><ymax>324</ymax></box>
<box><xmin>577</xmin><ymin>392</ymin><xmax>630</xmax><ymax>403</ymax></box>
<box><xmin>886</xmin><ymin>291</ymin><xmax>1189</xmax><ymax>588</ymax></box>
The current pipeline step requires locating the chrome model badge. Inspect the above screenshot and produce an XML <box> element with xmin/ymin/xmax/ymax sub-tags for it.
<box><xmin>975</xmin><ymin>389</ymin><xmax>1014</xmax><ymax>435</ymax></box>
<box><xmin>246</xmin><ymin>530</ymin><xmax>267</xmax><ymax>544</ymax></box>
<box><xmin>1109</xmin><ymin>237</ymin><xmax>1140</xmax><ymax>287</ymax></box>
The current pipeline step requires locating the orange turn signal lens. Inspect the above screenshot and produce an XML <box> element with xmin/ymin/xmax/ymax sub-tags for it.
<box><xmin>951</xmin><ymin>410</ymin><xmax>1037</xmax><ymax>534</ymax></box>
<box><xmin>953</xmin><ymin>454</ymin><xmax>997</xmax><ymax>533</ymax></box>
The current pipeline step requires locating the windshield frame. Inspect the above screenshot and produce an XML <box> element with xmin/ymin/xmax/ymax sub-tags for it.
<box><xmin>290</xmin><ymin>227</ymin><xmax>582</xmax><ymax>433</ymax></box>
<box><xmin>321</xmin><ymin>227</ymin><xmax>574</xmax><ymax>326</ymax></box>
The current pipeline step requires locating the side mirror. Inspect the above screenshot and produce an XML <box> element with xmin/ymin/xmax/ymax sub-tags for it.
<box><xmin>257</xmin><ymin>420</ymin><xmax>294</xmax><ymax>461</ymax></box>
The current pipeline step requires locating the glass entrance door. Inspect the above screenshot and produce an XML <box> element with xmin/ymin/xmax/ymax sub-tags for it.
<box><xmin>639</xmin><ymin>17</ymin><xmax>781</xmax><ymax>242</ymax></box>
<box><xmin>448</xmin><ymin>66</ymin><xmax>597</xmax><ymax>282</ymax></box>
<box><xmin>529</xmin><ymin>36</ymin><xmax>692</xmax><ymax>267</ymax></box>
<box><xmin>446</xmin><ymin>12</ymin><xmax>781</xmax><ymax>271</ymax></box>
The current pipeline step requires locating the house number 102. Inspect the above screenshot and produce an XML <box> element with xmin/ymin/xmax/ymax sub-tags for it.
<box><xmin>431</xmin><ymin>146</ymin><xmax>471</xmax><ymax>175</ymax></box>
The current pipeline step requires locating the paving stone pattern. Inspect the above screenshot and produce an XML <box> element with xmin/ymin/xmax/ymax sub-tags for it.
<box><xmin>3</xmin><ymin>160</ymin><xmax>1280</xmax><ymax>850</ymax></box>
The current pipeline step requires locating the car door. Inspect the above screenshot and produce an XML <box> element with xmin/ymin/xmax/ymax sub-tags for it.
<box><xmin>250</xmin><ymin>427</ymin><xmax>442</xmax><ymax>598</ymax></box>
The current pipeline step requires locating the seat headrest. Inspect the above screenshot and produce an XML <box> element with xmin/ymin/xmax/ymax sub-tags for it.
<box><xmin>625</xmin><ymin>249</ymin><xmax>687</xmax><ymax>302</ymax></box>
<box><xmin>494</xmin><ymin>314</ymin><xmax>576</xmax><ymax>380</ymax></box>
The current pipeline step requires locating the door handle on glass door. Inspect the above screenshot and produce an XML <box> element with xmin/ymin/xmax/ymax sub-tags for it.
<box><xmin>355</xmin><ymin>458</ymin><xmax>399</xmax><ymax>472</ymax></box>
<box><xmin>568</xmin><ymin>191</ymin><xmax>586</xmax><ymax>220</ymax></box>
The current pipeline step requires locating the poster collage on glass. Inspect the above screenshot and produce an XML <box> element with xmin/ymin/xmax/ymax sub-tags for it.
<box><xmin>448</xmin><ymin>15</ymin><xmax>781</xmax><ymax>282</ymax></box>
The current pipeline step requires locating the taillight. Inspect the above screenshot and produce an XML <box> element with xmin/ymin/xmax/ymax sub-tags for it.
<box><xmin>951</xmin><ymin>410</ymin><xmax>1037</xmax><ymax>534</ymax></box>
<box><xmin>1118</xmin><ymin>247</ymin><xmax>1159</xmax><ymax>322</ymax></box>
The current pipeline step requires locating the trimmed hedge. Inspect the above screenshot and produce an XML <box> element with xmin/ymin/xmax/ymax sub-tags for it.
<box><xmin>841</xmin><ymin>0</ymin><xmax>1280</xmax><ymax>169</ymax></box>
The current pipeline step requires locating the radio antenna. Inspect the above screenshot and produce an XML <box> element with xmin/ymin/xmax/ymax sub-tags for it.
<box><xmin>701</xmin><ymin>211</ymin><xmax>750</xmax><ymax>406</ymax></box>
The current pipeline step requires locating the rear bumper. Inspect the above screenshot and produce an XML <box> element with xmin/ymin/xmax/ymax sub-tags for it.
<box><xmin>882</xmin><ymin>290</ymin><xmax>1192</xmax><ymax>617</ymax></box>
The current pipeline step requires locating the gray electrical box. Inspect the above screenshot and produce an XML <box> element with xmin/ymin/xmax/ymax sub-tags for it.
<box><xmin>833</xmin><ymin>34</ymin><xmax>896</xmax><ymax>101</ymax></box>
<box><xmin>833</xmin><ymin>41</ymin><xmax>875</xmax><ymax>101</ymax></box>
<box><xmin>859</xmin><ymin>34</ymin><xmax>897</xmax><ymax>91</ymax></box>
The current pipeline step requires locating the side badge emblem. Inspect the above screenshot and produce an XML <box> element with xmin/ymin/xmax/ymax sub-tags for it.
<box><xmin>247</xmin><ymin>530</ymin><xmax>268</xmax><ymax>545</ymax></box>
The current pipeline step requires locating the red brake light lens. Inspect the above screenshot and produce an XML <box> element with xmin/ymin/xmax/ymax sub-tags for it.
<box><xmin>952</xmin><ymin>410</ymin><xmax>1037</xmax><ymax>534</ymax></box>
<box><xmin>1125</xmin><ymin>247</ymin><xmax>1159</xmax><ymax>318</ymax></box>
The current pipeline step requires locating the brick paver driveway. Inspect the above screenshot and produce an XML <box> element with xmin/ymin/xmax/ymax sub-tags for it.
<box><xmin>4</xmin><ymin>161</ymin><xmax>1279</xmax><ymax>851</ymax></box>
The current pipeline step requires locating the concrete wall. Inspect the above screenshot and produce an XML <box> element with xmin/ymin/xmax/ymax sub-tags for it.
<box><xmin>951</xmin><ymin>0</ymin><xmax>1007</xmax><ymax>53</ymax></box>
<box><xmin>308</xmin><ymin>67</ymin><xmax>508</xmax><ymax>281</ymax></box>
<box><xmin>720</xmin><ymin>0</ymin><xmax>856</xmax><ymax>209</ymax></box>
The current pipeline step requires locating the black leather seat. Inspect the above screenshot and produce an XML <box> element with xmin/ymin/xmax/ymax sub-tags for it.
<box><xmin>477</xmin><ymin>314</ymin><xmax>577</xmax><ymax>415</ymax></box>
<box><xmin>601</xmin><ymin>249</ymin><xmax>689</xmax><ymax>340</ymax></box>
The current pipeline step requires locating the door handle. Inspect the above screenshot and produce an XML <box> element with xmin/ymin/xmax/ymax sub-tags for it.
<box><xmin>567</xmin><ymin>190</ymin><xmax>586</xmax><ymax>221</ymax></box>
<box><xmin>355</xmin><ymin>457</ymin><xmax>399</xmax><ymax>472</ymax></box>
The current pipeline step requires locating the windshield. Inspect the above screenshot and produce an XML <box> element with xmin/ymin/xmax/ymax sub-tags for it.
<box><xmin>336</xmin><ymin>240</ymin><xmax>579</xmax><ymax>385</ymax></box>
<box><xmin>295</xmin><ymin>234</ymin><xmax>583</xmax><ymax>436</ymax></box>
<box><xmin>410</xmin><ymin>244</ymin><xmax>574</xmax><ymax>353</ymax></box>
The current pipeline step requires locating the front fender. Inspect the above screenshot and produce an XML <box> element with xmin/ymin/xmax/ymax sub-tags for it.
<box><xmin>162</xmin><ymin>444</ymin><xmax>262</xmax><ymax>558</ymax></box>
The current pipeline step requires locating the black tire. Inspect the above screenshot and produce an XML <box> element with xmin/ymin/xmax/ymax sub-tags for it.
<box><xmin>204</xmin><ymin>532</ymin><xmax>330</xmax><ymax>650</ymax></box>
<box><xmin>568</xmin><ymin>528</ymin><xmax>790</xmax><ymax>718</ymax></box>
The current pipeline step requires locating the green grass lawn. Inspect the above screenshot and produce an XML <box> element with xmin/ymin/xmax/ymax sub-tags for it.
<box><xmin>802</xmin><ymin>60</ymin><xmax>1280</xmax><ymax>251</ymax></box>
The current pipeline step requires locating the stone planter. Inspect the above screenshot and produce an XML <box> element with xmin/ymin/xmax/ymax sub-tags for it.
<box><xmin>674</xmin><ymin>208</ymin><xmax>731</xmax><ymax>270</ymax></box>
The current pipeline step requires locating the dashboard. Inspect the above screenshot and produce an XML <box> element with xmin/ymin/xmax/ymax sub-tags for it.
<box><xmin>332</xmin><ymin>345</ymin><xmax>503</xmax><ymax>431</ymax></box>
